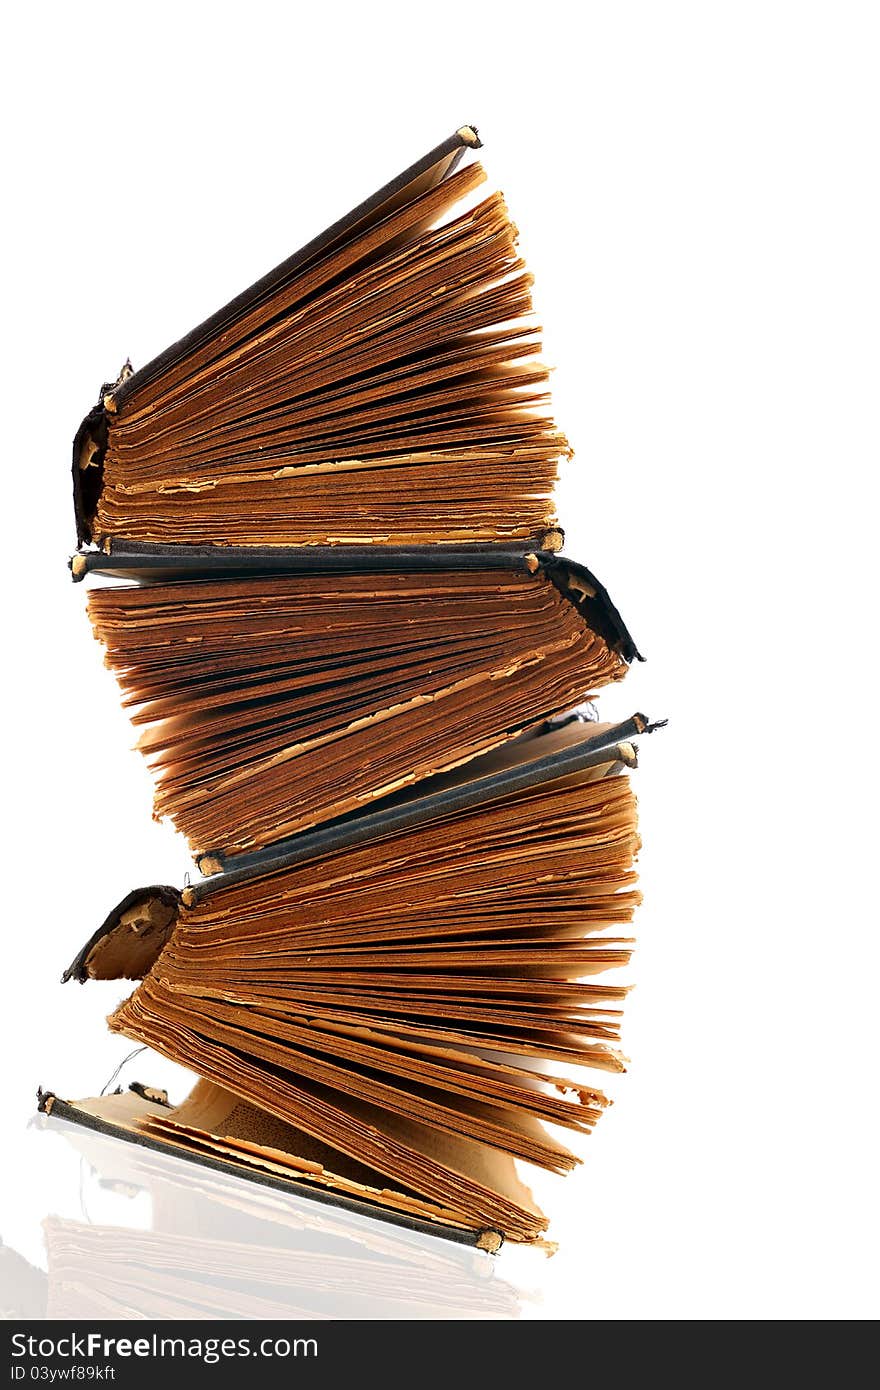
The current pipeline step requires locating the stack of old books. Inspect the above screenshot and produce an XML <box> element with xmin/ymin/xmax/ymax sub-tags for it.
<box><xmin>42</xmin><ymin>126</ymin><xmax>658</xmax><ymax>1253</ymax></box>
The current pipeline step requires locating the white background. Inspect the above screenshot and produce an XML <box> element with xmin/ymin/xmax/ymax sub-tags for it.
<box><xmin>2</xmin><ymin>2</ymin><xmax>878</xmax><ymax>1320</ymax></box>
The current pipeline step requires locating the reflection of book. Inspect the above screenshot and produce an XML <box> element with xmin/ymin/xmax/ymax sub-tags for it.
<box><xmin>31</xmin><ymin>1113</ymin><xmax>522</xmax><ymax>1320</ymax></box>
<box><xmin>0</xmin><ymin>1240</ymin><xmax>47</xmax><ymax>1320</ymax></box>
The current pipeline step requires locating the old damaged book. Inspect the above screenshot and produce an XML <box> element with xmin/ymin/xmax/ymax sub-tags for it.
<box><xmin>79</xmin><ymin>553</ymin><xmax>638</xmax><ymax>863</ymax></box>
<box><xmin>47</xmin><ymin>714</ymin><xmax>659</xmax><ymax>1250</ymax></box>
<box><xmin>72</xmin><ymin>126</ymin><xmax>572</xmax><ymax>553</ymax></box>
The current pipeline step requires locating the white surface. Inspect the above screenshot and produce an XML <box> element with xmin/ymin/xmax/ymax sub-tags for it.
<box><xmin>2</xmin><ymin>2</ymin><xmax>878</xmax><ymax>1320</ymax></box>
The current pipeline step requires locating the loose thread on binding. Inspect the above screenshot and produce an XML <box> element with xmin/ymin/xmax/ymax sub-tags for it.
<box><xmin>100</xmin><ymin>1046</ymin><xmax>146</xmax><ymax>1096</ymax></box>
